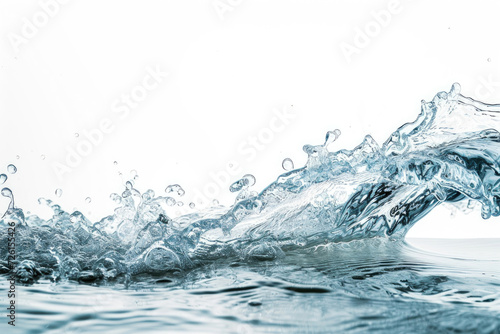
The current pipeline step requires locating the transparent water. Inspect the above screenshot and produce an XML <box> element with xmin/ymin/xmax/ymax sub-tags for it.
<box><xmin>2</xmin><ymin>239</ymin><xmax>499</xmax><ymax>333</ymax></box>
<box><xmin>1</xmin><ymin>84</ymin><xmax>500</xmax><ymax>333</ymax></box>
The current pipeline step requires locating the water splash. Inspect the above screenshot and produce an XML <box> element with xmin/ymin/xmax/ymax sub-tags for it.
<box><xmin>1</xmin><ymin>83</ymin><xmax>500</xmax><ymax>284</ymax></box>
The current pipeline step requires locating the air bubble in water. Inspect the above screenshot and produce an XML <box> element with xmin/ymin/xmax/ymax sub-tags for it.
<box><xmin>0</xmin><ymin>174</ymin><xmax>7</xmax><ymax>184</ymax></box>
<box><xmin>282</xmin><ymin>158</ymin><xmax>294</xmax><ymax>171</ymax></box>
<box><xmin>55</xmin><ymin>189</ymin><xmax>63</xmax><ymax>197</ymax></box>
<box><xmin>7</xmin><ymin>164</ymin><xmax>17</xmax><ymax>174</ymax></box>
<box><xmin>85</xmin><ymin>197</ymin><xmax>92</xmax><ymax>203</ymax></box>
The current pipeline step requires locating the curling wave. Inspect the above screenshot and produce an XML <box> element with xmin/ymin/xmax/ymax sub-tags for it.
<box><xmin>1</xmin><ymin>83</ymin><xmax>500</xmax><ymax>284</ymax></box>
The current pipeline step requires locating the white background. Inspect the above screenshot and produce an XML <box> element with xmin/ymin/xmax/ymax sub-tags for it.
<box><xmin>1</xmin><ymin>0</ymin><xmax>499</xmax><ymax>238</ymax></box>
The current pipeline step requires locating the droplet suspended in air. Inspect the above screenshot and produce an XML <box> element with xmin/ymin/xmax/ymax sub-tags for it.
<box><xmin>243</xmin><ymin>174</ymin><xmax>256</xmax><ymax>187</ymax></box>
<box><xmin>40</xmin><ymin>155</ymin><xmax>46</xmax><ymax>160</ymax></box>
<box><xmin>229</xmin><ymin>177</ymin><xmax>249</xmax><ymax>192</ymax></box>
<box><xmin>488</xmin><ymin>58</ymin><xmax>492</xmax><ymax>62</ymax></box>
<box><xmin>85</xmin><ymin>197</ymin><xmax>92</xmax><ymax>203</ymax></box>
<box><xmin>1</xmin><ymin>187</ymin><xmax>13</xmax><ymax>198</ymax></box>
<box><xmin>166</xmin><ymin>197</ymin><xmax>176</xmax><ymax>206</ymax></box>
<box><xmin>55</xmin><ymin>189</ymin><xmax>63</xmax><ymax>197</ymax></box>
<box><xmin>0</xmin><ymin>174</ymin><xmax>7</xmax><ymax>185</ymax></box>
<box><xmin>189</xmin><ymin>202</ymin><xmax>195</xmax><ymax>209</ymax></box>
<box><xmin>165</xmin><ymin>184</ymin><xmax>185</xmax><ymax>196</ymax></box>
<box><xmin>110</xmin><ymin>193</ymin><xmax>122</xmax><ymax>204</ymax></box>
<box><xmin>113</xmin><ymin>161</ymin><xmax>118</xmax><ymax>165</ymax></box>
<box><xmin>7</xmin><ymin>164</ymin><xmax>17</xmax><ymax>174</ymax></box>
<box><xmin>15</xmin><ymin>155</ymin><xmax>20</xmax><ymax>160</ymax></box>
<box><xmin>282</xmin><ymin>158</ymin><xmax>294</xmax><ymax>171</ymax></box>
<box><xmin>324</xmin><ymin>129</ymin><xmax>341</xmax><ymax>147</ymax></box>
<box><xmin>75</xmin><ymin>133</ymin><xmax>79</xmax><ymax>138</ymax></box>
<box><xmin>1</xmin><ymin>188</ymin><xmax>14</xmax><ymax>209</ymax></box>
<box><xmin>212</xmin><ymin>199</ymin><xmax>219</xmax><ymax>206</ymax></box>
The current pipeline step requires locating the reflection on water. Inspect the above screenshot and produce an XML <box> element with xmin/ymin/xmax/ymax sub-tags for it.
<box><xmin>2</xmin><ymin>238</ymin><xmax>499</xmax><ymax>333</ymax></box>
<box><xmin>1</xmin><ymin>84</ymin><xmax>500</xmax><ymax>332</ymax></box>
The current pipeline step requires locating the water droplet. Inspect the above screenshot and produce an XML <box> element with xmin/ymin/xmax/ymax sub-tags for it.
<box><xmin>142</xmin><ymin>189</ymin><xmax>155</xmax><ymax>201</ymax></box>
<box><xmin>282</xmin><ymin>158</ymin><xmax>294</xmax><ymax>171</ymax></box>
<box><xmin>85</xmin><ymin>197</ymin><xmax>91</xmax><ymax>203</ymax></box>
<box><xmin>166</xmin><ymin>197</ymin><xmax>176</xmax><ymax>206</ymax></box>
<box><xmin>38</xmin><ymin>197</ymin><xmax>49</xmax><ymax>205</ymax></box>
<box><xmin>75</xmin><ymin>133</ymin><xmax>79</xmax><ymax>137</ymax></box>
<box><xmin>229</xmin><ymin>178</ymin><xmax>249</xmax><ymax>192</ymax></box>
<box><xmin>243</xmin><ymin>174</ymin><xmax>256</xmax><ymax>187</ymax></box>
<box><xmin>113</xmin><ymin>161</ymin><xmax>118</xmax><ymax>165</ymax></box>
<box><xmin>487</xmin><ymin>58</ymin><xmax>492</xmax><ymax>62</ymax></box>
<box><xmin>126</xmin><ymin>181</ymin><xmax>133</xmax><ymax>190</ymax></box>
<box><xmin>7</xmin><ymin>164</ymin><xmax>17</xmax><ymax>174</ymax></box>
<box><xmin>15</xmin><ymin>155</ymin><xmax>20</xmax><ymax>160</ymax></box>
<box><xmin>0</xmin><ymin>174</ymin><xmax>7</xmax><ymax>184</ymax></box>
<box><xmin>165</xmin><ymin>184</ymin><xmax>184</xmax><ymax>196</ymax></box>
<box><xmin>177</xmin><ymin>201</ymin><xmax>184</xmax><ymax>207</ymax></box>
<box><xmin>324</xmin><ymin>129</ymin><xmax>341</xmax><ymax>147</ymax></box>
<box><xmin>1</xmin><ymin>187</ymin><xmax>12</xmax><ymax>198</ymax></box>
<box><xmin>40</xmin><ymin>155</ymin><xmax>46</xmax><ymax>160</ymax></box>
<box><xmin>212</xmin><ymin>199</ymin><xmax>219</xmax><ymax>206</ymax></box>
<box><xmin>110</xmin><ymin>193</ymin><xmax>121</xmax><ymax>203</ymax></box>
<box><xmin>55</xmin><ymin>189</ymin><xmax>63</xmax><ymax>197</ymax></box>
<box><xmin>189</xmin><ymin>202</ymin><xmax>195</xmax><ymax>209</ymax></box>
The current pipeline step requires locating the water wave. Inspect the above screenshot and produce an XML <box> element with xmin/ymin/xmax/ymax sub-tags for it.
<box><xmin>1</xmin><ymin>83</ymin><xmax>500</xmax><ymax>284</ymax></box>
